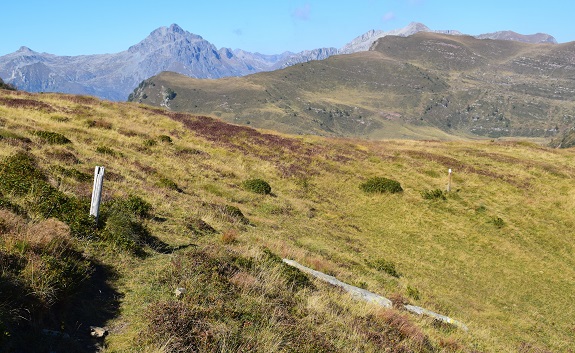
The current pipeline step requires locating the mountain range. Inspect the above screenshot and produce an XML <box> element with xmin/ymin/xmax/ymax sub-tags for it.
<box><xmin>0</xmin><ymin>23</ymin><xmax>559</xmax><ymax>101</ymax></box>
<box><xmin>130</xmin><ymin>31</ymin><xmax>575</xmax><ymax>140</ymax></box>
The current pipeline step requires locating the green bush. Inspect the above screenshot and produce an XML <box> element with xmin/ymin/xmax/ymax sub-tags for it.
<box><xmin>50</xmin><ymin>165</ymin><xmax>91</xmax><ymax>182</ymax></box>
<box><xmin>0</xmin><ymin>153</ymin><xmax>48</xmax><ymax>195</ymax></box>
<box><xmin>262</xmin><ymin>248</ymin><xmax>313</xmax><ymax>290</ymax></box>
<box><xmin>221</xmin><ymin>205</ymin><xmax>250</xmax><ymax>225</ymax></box>
<box><xmin>185</xmin><ymin>217</ymin><xmax>216</xmax><ymax>235</ymax></box>
<box><xmin>421</xmin><ymin>189</ymin><xmax>446</xmax><ymax>200</ymax></box>
<box><xmin>95</xmin><ymin>145</ymin><xmax>117</xmax><ymax>156</ymax></box>
<box><xmin>0</xmin><ymin>152</ymin><xmax>95</xmax><ymax>239</ymax></box>
<box><xmin>360</xmin><ymin>177</ymin><xmax>403</xmax><ymax>194</ymax></box>
<box><xmin>406</xmin><ymin>286</ymin><xmax>421</xmax><ymax>300</ymax></box>
<box><xmin>367</xmin><ymin>258</ymin><xmax>401</xmax><ymax>278</ymax></box>
<box><xmin>242</xmin><ymin>178</ymin><xmax>272</xmax><ymax>195</ymax></box>
<box><xmin>122</xmin><ymin>195</ymin><xmax>152</xmax><ymax>219</ymax></box>
<box><xmin>490</xmin><ymin>217</ymin><xmax>505</xmax><ymax>228</ymax></box>
<box><xmin>32</xmin><ymin>130</ymin><xmax>71</xmax><ymax>144</ymax></box>
<box><xmin>157</xmin><ymin>177</ymin><xmax>182</xmax><ymax>192</ymax></box>
<box><xmin>158</xmin><ymin>135</ymin><xmax>172</xmax><ymax>143</ymax></box>
<box><xmin>143</xmin><ymin>139</ymin><xmax>157</xmax><ymax>147</ymax></box>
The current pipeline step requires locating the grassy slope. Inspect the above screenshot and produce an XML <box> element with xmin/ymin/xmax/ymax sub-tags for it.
<box><xmin>0</xmin><ymin>89</ymin><xmax>574</xmax><ymax>352</ymax></box>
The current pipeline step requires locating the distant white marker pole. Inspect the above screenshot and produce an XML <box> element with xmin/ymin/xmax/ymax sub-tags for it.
<box><xmin>447</xmin><ymin>168</ymin><xmax>452</xmax><ymax>192</ymax></box>
<box><xmin>90</xmin><ymin>166</ymin><xmax>105</xmax><ymax>224</ymax></box>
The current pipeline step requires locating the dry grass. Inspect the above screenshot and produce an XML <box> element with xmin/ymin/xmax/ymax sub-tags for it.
<box><xmin>0</xmin><ymin>89</ymin><xmax>574</xmax><ymax>351</ymax></box>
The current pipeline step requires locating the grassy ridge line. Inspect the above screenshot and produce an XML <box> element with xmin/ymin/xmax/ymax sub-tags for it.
<box><xmin>131</xmin><ymin>33</ymin><xmax>575</xmax><ymax>141</ymax></box>
<box><xmin>0</xmin><ymin>89</ymin><xmax>573</xmax><ymax>351</ymax></box>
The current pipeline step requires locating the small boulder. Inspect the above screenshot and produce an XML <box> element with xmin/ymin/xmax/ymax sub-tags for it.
<box><xmin>90</xmin><ymin>326</ymin><xmax>108</xmax><ymax>338</ymax></box>
<box><xmin>174</xmin><ymin>287</ymin><xmax>186</xmax><ymax>298</ymax></box>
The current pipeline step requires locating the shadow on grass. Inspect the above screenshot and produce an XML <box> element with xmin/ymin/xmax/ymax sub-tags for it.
<box><xmin>1</xmin><ymin>261</ymin><xmax>122</xmax><ymax>353</ymax></box>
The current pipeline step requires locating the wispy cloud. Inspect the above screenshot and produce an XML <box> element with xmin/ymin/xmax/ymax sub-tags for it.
<box><xmin>292</xmin><ymin>4</ymin><xmax>311</xmax><ymax>21</ymax></box>
<box><xmin>382</xmin><ymin>11</ymin><xmax>396</xmax><ymax>22</ymax></box>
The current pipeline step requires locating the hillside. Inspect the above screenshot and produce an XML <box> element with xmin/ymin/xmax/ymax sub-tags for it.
<box><xmin>130</xmin><ymin>32</ymin><xmax>575</xmax><ymax>140</ymax></box>
<box><xmin>0</xmin><ymin>88</ymin><xmax>574</xmax><ymax>352</ymax></box>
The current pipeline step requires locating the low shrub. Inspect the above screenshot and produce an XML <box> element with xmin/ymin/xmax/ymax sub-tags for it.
<box><xmin>50</xmin><ymin>165</ymin><xmax>91</xmax><ymax>182</ymax></box>
<box><xmin>242</xmin><ymin>178</ymin><xmax>272</xmax><ymax>195</ymax></box>
<box><xmin>360</xmin><ymin>177</ymin><xmax>403</xmax><ymax>194</ymax></box>
<box><xmin>406</xmin><ymin>286</ymin><xmax>421</xmax><ymax>300</ymax></box>
<box><xmin>95</xmin><ymin>145</ymin><xmax>117</xmax><ymax>156</ymax></box>
<box><xmin>262</xmin><ymin>248</ymin><xmax>313</xmax><ymax>290</ymax></box>
<box><xmin>421</xmin><ymin>189</ymin><xmax>446</xmax><ymax>200</ymax></box>
<box><xmin>220</xmin><ymin>205</ymin><xmax>249</xmax><ymax>225</ymax></box>
<box><xmin>144</xmin><ymin>301</ymin><xmax>212</xmax><ymax>352</ymax></box>
<box><xmin>32</xmin><ymin>130</ymin><xmax>71</xmax><ymax>145</ymax></box>
<box><xmin>100</xmin><ymin>204</ymin><xmax>141</xmax><ymax>253</ymax></box>
<box><xmin>158</xmin><ymin>135</ymin><xmax>172</xmax><ymax>143</ymax></box>
<box><xmin>367</xmin><ymin>258</ymin><xmax>401</xmax><ymax>278</ymax></box>
<box><xmin>0</xmin><ymin>153</ymin><xmax>95</xmax><ymax>239</ymax></box>
<box><xmin>86</xmin><ymin>119</ymin><xmax>112</xmax><ymax>129</ymax></box>
<box><xmin>185</xmin><ymin>217</ymin><xmax>216</xmax><ymax>236</ymax></box>
<box><xmin>121</xmin><ymin>195</ymin><xmax>152</xmax><ymax>219</ymax></box>
<box><xmin>143</xmin><ymin>139</ymin><xmax>157</xmax><ymax>147</ymax></box>
<box><xmin>490</xmin><ymin>216</ymin><xmax>505</xmax><ymax>228</ymax></box>
<box><xmin>157</xmin><ymin>177</ymin><xmax>182</xmax><ymax>192</ymax></box>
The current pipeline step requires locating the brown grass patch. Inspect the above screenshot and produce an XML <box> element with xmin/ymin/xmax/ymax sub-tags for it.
<box><xmin>220</xmin><ymin>229</ymin><xmax>239</xmax><ymax>244</ymax></box>
<box><xmin>229</xmin><ymin>271</ymin><xmax>258</xmax><ymax>289</ymax></box>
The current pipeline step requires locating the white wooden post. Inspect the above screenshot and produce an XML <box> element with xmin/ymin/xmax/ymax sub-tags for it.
<box><xmin>90</xmin><ymin>166</ymin><xmax>105</xmax><ymax>223</ymax></box>
<box><xmin>447</xmin><ymin>168</ymin><xmax>452</xmax><ymax>192</ymax></box>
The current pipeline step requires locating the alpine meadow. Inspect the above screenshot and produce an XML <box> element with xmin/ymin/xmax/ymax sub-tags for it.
<box><xmin>0</xmin><ymin>86</ymin><xmax>574</xmax><ymax>352</ymax></box>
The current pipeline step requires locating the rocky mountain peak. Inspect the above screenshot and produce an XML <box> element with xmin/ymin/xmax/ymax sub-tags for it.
<box><xmin>128</xmin><ymin>23</ymin><xmax>206</xmax><ymax>54</ymax></box>
<box><xmin>17</xmin><ymin>46</ymin><xmax>35</xmax><ymax>53</ymax></box>
<box><xmin>404</xmin><ymin>22</ymin><xmax>430</xmax><ymax>34</ymax></box>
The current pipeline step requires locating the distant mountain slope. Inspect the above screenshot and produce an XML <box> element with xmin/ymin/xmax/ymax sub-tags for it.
<box><xmin>0</xmin><ymin>23</ymin><xmax>558</xmax><ymax>101</ymax></box>
<box><xmin>477</xmin><ymin>30</ymin><xmax>557</xmax><ymax>43</ymax></box>
<box><xmin>130</xmin><ymin>32</ymin><xmax>575</xmax><ymax>139</ymax></box>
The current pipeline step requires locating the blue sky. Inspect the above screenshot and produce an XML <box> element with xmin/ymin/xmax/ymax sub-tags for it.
<box><xmin>1</xmin><ymin>0</ymin><xmax>573</xmax><ymax>56</ymax></box>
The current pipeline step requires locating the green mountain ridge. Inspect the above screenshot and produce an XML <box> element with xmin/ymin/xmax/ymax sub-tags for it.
<box><xmin>130</xmin><ymin>32</ymin><xmax>575</xmax><ymax>141</ymax></box>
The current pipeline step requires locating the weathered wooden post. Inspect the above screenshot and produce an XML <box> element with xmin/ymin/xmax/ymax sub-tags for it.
<box><xmin>90</xmin><ymin>166</ymin><xmax>105</xmax><ymax>224</ymax></box>
<box><xmin>447</xmin><ymin>168</ymin><xmax>452</xmax><ymax>192</ymax></box>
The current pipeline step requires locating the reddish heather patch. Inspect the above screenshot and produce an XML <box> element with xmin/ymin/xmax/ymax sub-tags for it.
<box><xmin>0</xmin><ymin>97</ymin><xmax>55</xmax><ymax>112</ymax></box>
<box><xmin>58</xmin><ymin>94</ymin><xmax>100</xmax><ymax>105</ymax></box>
<box><xmin>164</xmin><ymin>111</ymin><xmax>326</xmax><ymax>177</ymax></box>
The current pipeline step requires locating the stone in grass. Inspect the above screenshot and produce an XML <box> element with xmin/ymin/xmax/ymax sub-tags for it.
<box><xmin>174</xmin><ymin>287</ymin><xmax>186</xmax><ymax>299</ymax></box>
<box><xmin>90</xmin><ymin>326</ymin><xmax>108</xmax><ymax>338</ymax></box>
